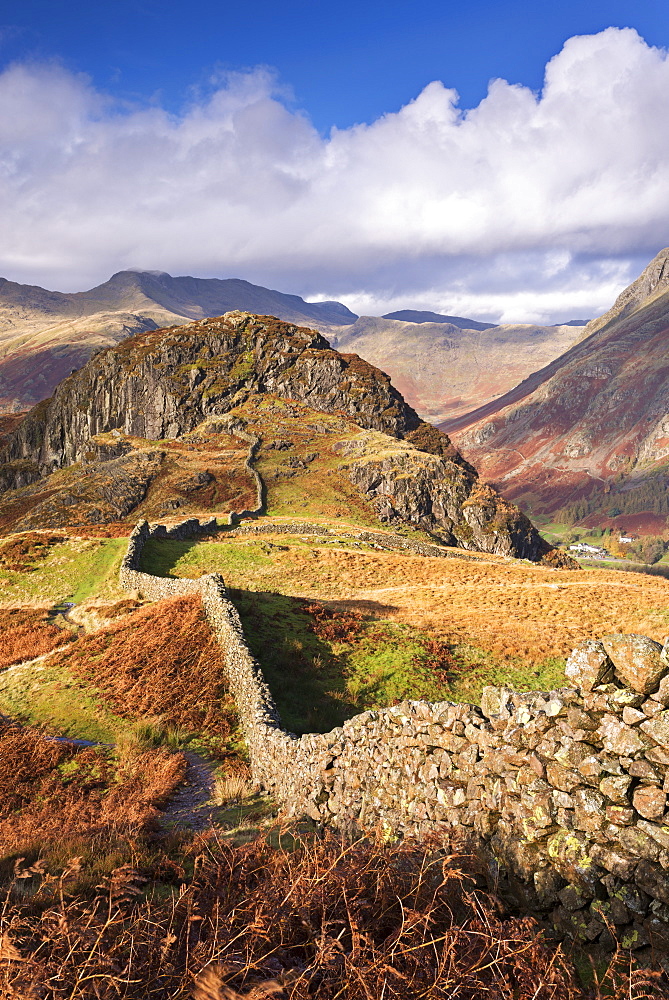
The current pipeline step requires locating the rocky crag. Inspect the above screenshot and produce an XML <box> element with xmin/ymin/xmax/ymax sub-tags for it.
<box><xmin>0</xmin><ymin>311</ymin><xmax>564</xmax><ymax>562</ymax></box>
<box><xmin>0</xmin><ymin>269</ymin><xmax>357</xmax><ymax>413</ymax></box>
<box><xmin>120</xmin><ymin>514</ymin><xmax>669</xmax><ymax>962</ymax></box>
<box><xmin>0</xmin><ymin>268</ymin><xmax>582</xmax><ymax>423</ymax></box>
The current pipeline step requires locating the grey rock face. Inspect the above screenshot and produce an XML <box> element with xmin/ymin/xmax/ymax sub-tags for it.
<box><xmin>565</xmin><ymin>640</ymin><xmax>614</xmax><ymax>691</ymax></box>
<box><xmin>344</xmin><ymin>452</ymin><xmax>547</xmax><ymax>559</ymax></box>
<box><xmin>0</xmin><ymin>312</ymin><xmax>428</xmax><ymax>477</ymax></box>
<box><xmin>601</xmin><ymin>634</ymin><xmax>666</xmax><ymax>695</ymax></box>
<box><xmin>640</xmin><ymin>712</ymin><xmax>669</xmax><ymax>750</ymax></box>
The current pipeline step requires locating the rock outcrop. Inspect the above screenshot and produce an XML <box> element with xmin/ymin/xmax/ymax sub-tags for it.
<box><xmin>0</xmin><ymin>269</ymin><xmax>358</xmax><ymax>413</ymax></box>
<box><xmin>1</xmin><ymin>312</ymin><xmax>420</xmax><ymax>472</ymax></box>
<box><xmin>0</xmin><ymin>311</ymin><xmax>561</xmax><ymax>562</ymax></box>
<box><xmin>340</xmin><ymin>440</ymin><xmax>551</xmax><ymax>559</ymax></box>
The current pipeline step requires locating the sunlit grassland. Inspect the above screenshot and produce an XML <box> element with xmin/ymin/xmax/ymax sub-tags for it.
<box><xmin>256</xmin><ymin>437</ymin><xmax>383</xmax><ymax>526</ymax></box>
<box><xmin>140</xmin><ymin>536</ymin><xmax>275</xmax><ymax>582</ymax></box>
<box><xmin>0</xmin><ymin>657</ymin><xmax>130</xmax><ymax>743</ymax></box>
<box><xmin>257</xmin><ymin>444</ymin><xmax>380</xmax><ymax>524</ymax></box>
<box><xmin>228</xmin><ymin>393</ymin><xmax>415</xmax><ymax>528</ymax></box>
<box><xmin>446</xmin><ymin>644</ymin><xmax>567</xmax><ymax>705</ymax></box>
<box><xmin>227</xmin><ymin>589</ymin><xmax>456</xmax><ymax>734</ymax></box>
<box><xmin>139</xmin><ymin>531</ymin><xmax>669</xmax><ymax>707</ymax></box>
<box><xmin>0</xmin><ymin>535</ymin><xmax>127</xmax><ymax>604</ymax></box>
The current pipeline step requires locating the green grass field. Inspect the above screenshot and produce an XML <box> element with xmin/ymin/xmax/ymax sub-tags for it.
<box><xmin>227</xmin><ymin>589</ymin><xmax>456</xmax><ymax>734</ymax></box>
<box><xmin>139</xmin><ymin>533</ymin><xmax>574</xmax><ymax>718</ymax></box>
<box><xmin>0</xmin><ymin>536</ymin><xmax>128</xmax><ymax>604</ymax></box>
<box><xmin>0</xmin><ymin>657</ymin><xmax>129</xmax><ymax>743</ymax></box>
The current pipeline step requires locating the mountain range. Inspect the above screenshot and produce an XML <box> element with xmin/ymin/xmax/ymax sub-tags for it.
<box><xmin>5</xmin><ymin>250</ymin><xmax>669</xmax><ymax>536</ymax></box>
<box><xmin>335</xmin><ymin>316</ymin><xmax>582</xmax><ymax>424</ymax></box>
<box><xmin>0</xmin><ymin>269</ymin><xmax>583</xmax><ymax>420</ymax></box>
<box><xmin>444</xmin><ymin>248</ymin><xmax>669</xmax><ymax>533</ymax></box>
<box><xmin>0</xmin><ymin>270</ymin><xmax>356</xmax><ymax>413</ymax></box>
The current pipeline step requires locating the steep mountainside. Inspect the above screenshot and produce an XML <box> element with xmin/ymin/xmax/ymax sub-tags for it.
<box><xmin>0</xmin><ymin>312</ymin><xmax>563</xmax><ymax>563</ymax></box>
<box><xmin>335</xmin><ymin>316</ymin><xmax>582</xmax><ymax>423</ymax></box>
<box><xmin>445</xmin><ymin>248</ymin><xmax>669</xmax><ymax>526</ymax></box>
<box><xmin>0</xmin><ymin>270</ymin><xmax>357</xmax><ymax>413</ymax></box>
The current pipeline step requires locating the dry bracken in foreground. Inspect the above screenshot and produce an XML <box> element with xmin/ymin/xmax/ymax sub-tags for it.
<box><xmin>2</xmin><ymin>833</ymin><xmax>668</xmax><ymax>999</ymax></box>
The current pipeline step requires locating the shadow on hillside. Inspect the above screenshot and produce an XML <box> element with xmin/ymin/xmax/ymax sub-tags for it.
<box><xmin>138</xmin><ymin>538</ymin><xmax>200</xmax><ymax>578</ymax></box>
<box><xmin>588</xmin><ymin>558</ymin><xmax>669</xmax><ymax>580</ymax></box>
<box><xmin>227</xmin><ymin>588</ymin><xmax>361</xmax><ymax>736</ymax></box>
<box><xmin>323</xmin><ymin>597</ymin><xmax>400</xmax><ymax>616</ymax></box>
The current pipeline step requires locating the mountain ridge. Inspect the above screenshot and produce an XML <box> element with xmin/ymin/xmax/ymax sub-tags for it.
<box><xmin>0</xmin><ymin>271</ymin><xmax>584</xmax><ymax>420</ymax></box>
<box><xmin>0</xmin><ymin>270</ymin><xmax>359</xmax><ymax>413</ymax></box>
<box><xmin>337</xmin><ymin>315</ymin><xmax>583</xmax><ymax>424</ymax></box>
<box><xmin>381</xmin><ymin>309</ymin><xmax>494</xmax><ymax>330</ymax></box>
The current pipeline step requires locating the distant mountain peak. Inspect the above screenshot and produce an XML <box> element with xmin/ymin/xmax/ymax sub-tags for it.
<box><xmin>581</xmin><ymin>247</ymin><xmax>669</xmax><ymax>340</ymax></box>
<box><xmin>382</xmin><ymin>309</ymin><xmax>495</xmax><ymax>332</ymax></box>
<box><xmin>309</xmin><ymin>299</ymin><xmax>358</xmax><ymax>321</ymax></box>
<box><xmin>119</xmin><ymin>268</ymin><xmax>171</xmax><ymax>278</ymax></box>
<box><xmin>623</xmin><ymin>246</ymin><xmax>669</xmax><ymax>303</ymax></box>
<box><xmin>0</xmin><ymin>272</ymin><xmax>358</xmax><ymax>414</ymax></box>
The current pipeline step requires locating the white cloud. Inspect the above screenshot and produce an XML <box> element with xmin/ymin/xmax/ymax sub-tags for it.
<box><xmin>0</xmin><ymin>28</ymin><xmax>668</xmax><ymax>322</ymax></box>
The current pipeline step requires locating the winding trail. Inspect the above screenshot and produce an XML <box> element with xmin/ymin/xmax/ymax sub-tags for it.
<box><xmin>48</xmin><ymin>600</ymin><xmax>84</xmax><ymax>635</ymax></box>
<box><xmin>159</xmin><ymin>751</ymin><xmax>218</xmax><ymax>832</ymax></box>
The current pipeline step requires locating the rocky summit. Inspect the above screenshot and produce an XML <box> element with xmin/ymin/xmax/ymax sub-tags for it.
<box><xmin>0</xmin><ymin>269</ymin><xmax>358</xmax><ymax>413</ymax></box>
<box><xmin>0</xmin><ymin>268</ymin><xmax>584</xmax><ymax>426</ymax></box>
<box><xmin>0</xmin><ymin>311</ymin><xmax>565</xmax><ymax>563</ymax></box>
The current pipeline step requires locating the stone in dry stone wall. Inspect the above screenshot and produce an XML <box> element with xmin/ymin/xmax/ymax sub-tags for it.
<box><xmin>119</xmin><ymin>516</ymin><xmax>669</xmax><ymax>962</ymax></box>
<box><xmin>601</xmin><ymin>634</ymin><xmax>667</xmax><ymax>695</ymax></box>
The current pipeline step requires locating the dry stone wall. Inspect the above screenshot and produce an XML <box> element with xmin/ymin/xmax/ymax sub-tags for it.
<box><xmin>226</xmin><ymin>520</ymin><xmax>483</xmax><ymax>560</ymax></box>
<box><xmin>196</xmin><ymin>417</ymin><xmax>265</xmax><ymax>524</ymax></box>
<box><xmin>119</xmin><ymin>516</ymin><xmax>218</xmax><ymax>598</ymax></box>
<box><xmin>120</xmin><ymin>516</ymin><xmax>669</xmax><ymax>960</ymax></box>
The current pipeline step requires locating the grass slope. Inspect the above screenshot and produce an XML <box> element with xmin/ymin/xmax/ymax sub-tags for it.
<box><xmin>0</xmin><ymin>595</ymin><xmax>242</xmax><ymax>756</ymax></box>
<box><xmin>0</xmin><ymin>534</ymin><xmax>127</xmax><ymax>603</ymax></box>
<box><xmin>139</xmin><ymin>528</ymin><xmax>669</xmax><ymax>705</ymax></box>
<box><xmin>228</xmin><ymin>590</ymin><xmax>455</xmax><ymax>734</ymax></box>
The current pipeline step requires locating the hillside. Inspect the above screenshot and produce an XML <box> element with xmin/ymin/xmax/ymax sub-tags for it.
<box><xmin>1</xmin><ymin>513</ymin><xmax>668</xmax><ymax>995</ymax></box>
<box><xmin>444</xmin><ymin>248</ymin><xmax>669</xmax><ymax>529</ymax></box>
<box><xmin>336</xmin><ymin>315</ymin><xmax>583</xmax><ymax>423</ymax></box>
<box><xmin>0</xmin><ymin>270</ymin><xmax>357</xmax><ymax>412</ymax></box>
<box><xmin>3</xmin><ymin>310</ymin><xmax>669</xmax><ymax>991</ymax></box>
<box><xmin>0</xmin><ymin>311</ymin><xmax>563</xmax><ymax>563</ymax></box>
<box><xmin>382</xmin><ymin>309</ymin><xmax>495</xmax><ymax>330</ymax></box>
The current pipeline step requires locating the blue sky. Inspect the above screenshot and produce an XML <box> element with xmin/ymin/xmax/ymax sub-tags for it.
<box><xmin>1</xmin><ymin>2</ymin><xmax>668</xmax><ymax>321</ymax></box>
<box><xmin>3</xmin><ymin>0</ymin><xmax>668</xmax><ymax>131</ymax></box>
